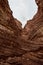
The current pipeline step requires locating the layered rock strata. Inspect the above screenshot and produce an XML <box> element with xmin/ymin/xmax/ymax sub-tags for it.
<box><xmin>0</xmin><ymin>0</ymin><xmax>43</xmax><ymax>65</ymax></box>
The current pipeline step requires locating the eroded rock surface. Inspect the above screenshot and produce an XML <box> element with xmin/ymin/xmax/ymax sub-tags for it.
<box><xmin>0</xmin><ymin>0</ymin><xmax>43</xmax><ymax>65</ymax></box>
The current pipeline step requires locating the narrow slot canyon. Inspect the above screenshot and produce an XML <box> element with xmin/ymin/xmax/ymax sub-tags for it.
<box><xmin>0</xmin><ymin>0</ymin><xmax>43</xmax><ymax>65</ymax></box>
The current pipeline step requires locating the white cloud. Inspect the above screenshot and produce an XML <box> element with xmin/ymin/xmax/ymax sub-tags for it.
<box><xmin>8</xmin><ymin>0</ymin><xmax>38</xmax><ymax>28</ymax></box>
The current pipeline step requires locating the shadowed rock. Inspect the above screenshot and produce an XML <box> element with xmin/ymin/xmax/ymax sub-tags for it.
<box><xmin>0</xmin><ymin>0</ymin><xmax>43</xmax><ymax>65</ymax></box>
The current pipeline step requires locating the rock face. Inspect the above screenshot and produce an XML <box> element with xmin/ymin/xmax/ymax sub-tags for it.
<box><xmin>21</xmin><ymin>0</ymin><xmax>43</xmax><ymax>40</ymax></box>
<box><xmin>0</xmin><ymin>0</ymin><xmax>43</xmax><ymax>65</ymax></box>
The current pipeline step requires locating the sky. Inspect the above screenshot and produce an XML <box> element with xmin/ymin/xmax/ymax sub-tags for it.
<box><xmin>8</xmin><ymin>0</ymin><xmax>38</xmax><ymax>28</ymax></box>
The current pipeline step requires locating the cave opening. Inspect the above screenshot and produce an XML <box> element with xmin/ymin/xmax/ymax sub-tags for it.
<box><xmin>8</xmin><ymin>0</ymin><xmax>38</xmax><ymax>28</ymax></box>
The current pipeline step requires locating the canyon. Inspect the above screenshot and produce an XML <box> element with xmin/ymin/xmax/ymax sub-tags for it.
<box><xmin>0</xmin><ymin>0</ymin><xmax>43</xmax><ymax>65</ymax></box>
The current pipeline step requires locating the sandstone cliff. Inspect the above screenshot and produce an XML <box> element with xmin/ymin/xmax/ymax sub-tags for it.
<box><xmin>0</xmin><ymin>0</ymin><xmax>43</xmax><ymax>65</ymax></box>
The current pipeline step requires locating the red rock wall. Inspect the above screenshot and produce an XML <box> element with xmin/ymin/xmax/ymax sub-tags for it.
<box><xmin>0</xmin><ymin>0</ymin><xmax>43</xmax><ymax>65</ymax></box>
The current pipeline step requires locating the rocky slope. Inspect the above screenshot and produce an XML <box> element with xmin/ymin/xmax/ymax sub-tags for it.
<box><xmin>0</xmin><ymin>0</ymin><xmax>43</xmax><ymax>65</ymax></box>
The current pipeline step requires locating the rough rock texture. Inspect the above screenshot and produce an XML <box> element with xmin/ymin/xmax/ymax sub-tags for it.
<box><xmin>0</xmin><ymin>0</ymin><xmax>43</xmax><ymax>65</ymax></box>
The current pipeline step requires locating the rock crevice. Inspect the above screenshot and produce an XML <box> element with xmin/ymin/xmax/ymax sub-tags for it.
<box><xmin>0</xmin><ymin>0</ymin><xmax>43</xmax><ymax>65</ymax></box>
